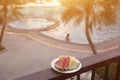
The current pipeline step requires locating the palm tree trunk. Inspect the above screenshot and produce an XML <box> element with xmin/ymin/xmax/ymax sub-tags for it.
<box><xmin>0</xmin><ymin>4</ymin><xmax>7</xmax><ymax>47</ymax></box>
<box><xmin>85</xmin><ymin>15</ymin><xmax>97</xmax><ymax>55</ymax></box>
<box><xmin>0</xmin><ymin>17</ymin><xmax>7</xmax><ymax>46</ymax></box>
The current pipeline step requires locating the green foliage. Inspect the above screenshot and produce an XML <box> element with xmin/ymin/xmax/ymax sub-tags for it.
<box><xmin>96</xmin><ymin>63</ymin><xmax>117</xmax><ymax>80</ymax></box>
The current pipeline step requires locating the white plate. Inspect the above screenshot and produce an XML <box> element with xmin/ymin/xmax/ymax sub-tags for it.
<box><xmin>51</xmin><ymin>58</ymin><xmax>82</xmax><ymax>73</ymax></box>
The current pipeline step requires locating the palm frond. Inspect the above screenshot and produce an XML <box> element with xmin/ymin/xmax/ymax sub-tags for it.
<box><xmin>99</xmin><ymin>0</ymin><xmax>120</xmax><ymax>10</ymax></box>
<box><xmin>12</xmin><ymin>8</ymin><xmax>23</xmax><ymax>18</ymax></box>
<box><xmin>89</xmin><ymin>20</ymin><xmax>94</xmax><ymax>32</ymax></box>
<box><xmin>90</xmin><ymin>0</ymin><xmax>119</xmax><ymax>28</ymax></box>
<box><xmin>99</xmin><ymin>7</ymin><xmax>117</xmax><ymax>26</ymax></box>
<box><xmin>0</xmin><ymin>0</ymin><xmax>33</xmax><ymax>21</ymax></box>
<box><xmin>60</xmin><ymin>0</ymin><xmax>119</xmax><ymax>29</ymax></box>
<box><xmin>61</xmin><ymin>8</ymin><xmax>75</xmax><ymax>23</ymax></box>
<box><xmin>8</xmin><ymin>0</ymin><xmax>29</xmax><ymax>5</ymax></box>
<box><xmin>61</xmin><ymin>7</ymin><xmax>83</xmax><ymax>24</ymax></box>
<box><xmin>91</xmin><ymin>12</ymin><xmax>102</xmax><ymax>29</ymax></box>
<box><xmin>74</xmin><ymin>12</ymin><xmax>84</xmax><ymax>25</ymax></box>
<box><xmin>59</xmin><ymin>0</ymin><xmax>80</xmax><ymax>8</ymax></box>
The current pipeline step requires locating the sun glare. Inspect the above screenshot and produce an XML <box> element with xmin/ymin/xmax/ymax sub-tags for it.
<box><xmin>36</xmin><ymin>0</ymin><xmax>60</xmax><ymax>6</ymax></box>
<box><xmin>26</xmin><ymin>0</ymin><xmax>60</xmax><ymax>7</ymax></box>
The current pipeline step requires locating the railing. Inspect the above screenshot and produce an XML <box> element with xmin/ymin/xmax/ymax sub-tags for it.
<box><xmin>15</xmin><ymin>48</ymin><xmax>120</xmax><ymax>80</ymax></box>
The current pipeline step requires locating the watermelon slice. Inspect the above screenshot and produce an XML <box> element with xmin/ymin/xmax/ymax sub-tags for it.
<box><xmin>55</xmin><ymin>55</ymin><xmax>70</xmax><ymax>71</ymax></box>
<box><xmin>55</xmin><ymin>55</ymin><xmax>80</xmax><ymax>71</ymax></box>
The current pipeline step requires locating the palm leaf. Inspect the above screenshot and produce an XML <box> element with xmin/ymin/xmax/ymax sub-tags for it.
<box><xmin>11</xmin><ymin>8</ymin><xmax>23</xmax><ymax>19</ymax></box>
<box><xmin>59</xmin><ymin>0</ymin><xmax>80</xmax><ymax>8</ymax></box>
<box><xmin>61</xmin><ymin>7</ymin><xmax>83</xmax><ymax>24</ymax></box>
<box><xmin>99</xmin><ymin>0</ymin><xmax>120</xmax><ymax>10</ymax></box>
<box><xmin>74</xmin><ymin>15</ymin><xmax>83</xmax><ymax>25</ymax></box>
<box><xmin>99</xmin><ymin>7</ymin><xmax>117</xmax><ymax>26</ymax></box>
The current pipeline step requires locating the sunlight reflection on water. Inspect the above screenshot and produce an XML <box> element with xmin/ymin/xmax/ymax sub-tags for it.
<box><xmin>9</xmin><ymin>18</ymin><xmax>55</xmax><ymax>30</ymax></box>
<box><xmin>41</xmin><ymin>15</ymin><xmax>120</xmax><ymax>44</ymax></box>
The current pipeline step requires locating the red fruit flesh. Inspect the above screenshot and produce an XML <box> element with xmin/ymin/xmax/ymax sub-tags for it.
<box><xmin>55</xmin><ymin>56</ymin><xmax>70</xmax><ymax>70</ymax></box>
<box><xmin>63</xmin><ymin>56</ymin><xmax>70</xmax><ymax>69</ymax></box>
<box><xmin>55</xmin><ymin>59</ymin><xmax>64</xmax><ymax>68</ymax></box>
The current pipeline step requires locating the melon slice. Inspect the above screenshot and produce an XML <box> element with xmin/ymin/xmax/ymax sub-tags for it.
<box><xmin>55</xmin><ymin>55</ymin><xmax>79</xmax><ymax>71</ymax></box>
<box><xmin>68</xmin><ymin>56</ymin><xmax>80</xmax><ymax>70</ymax></box>
<box><xmin>55</xmin><ymin>55</ymin><xmax>70</xmax><ymax>70</ymax></box>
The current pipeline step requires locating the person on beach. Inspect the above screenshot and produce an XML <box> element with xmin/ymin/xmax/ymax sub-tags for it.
<box><xmin>66</xmin><ymin>33</ymin><xmax>70</xmax><ymax>42</ymax></box>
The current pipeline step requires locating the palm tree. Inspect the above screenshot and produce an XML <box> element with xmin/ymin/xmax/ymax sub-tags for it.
<box><xmin>0</xmin><ymin>0</ymin><xmax>35</xmax><ymax>50</ymax></box>
<box><xmin>59</xmin><ymin>0</ymin><xmax>120</xmax><ymax>55</ymax></box>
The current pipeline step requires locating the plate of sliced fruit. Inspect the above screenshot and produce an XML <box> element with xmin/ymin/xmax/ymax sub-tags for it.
<box><xmin>51</xmin><ymin>55</ymin><xmax>82</xmax><ymax>73</ymax></box>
